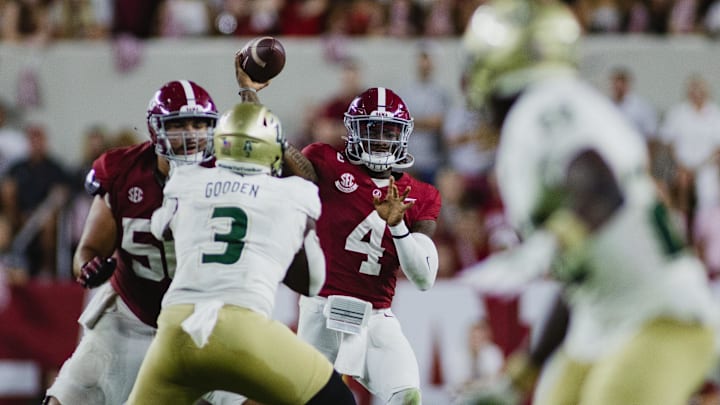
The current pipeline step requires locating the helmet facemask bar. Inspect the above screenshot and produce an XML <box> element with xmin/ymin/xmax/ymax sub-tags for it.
<box><xmin>344</xmin><ymin>114</ymin><xmax>414</xmax><ymax>172</ymax></box>
<box><xmin>151</xmin><ymin>113</ymin><xmax>217</xmax><ymax>165</ymax></box>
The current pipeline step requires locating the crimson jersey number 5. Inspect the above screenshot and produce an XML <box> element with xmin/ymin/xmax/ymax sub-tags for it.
<box><xmin>345</xmin><ymin>211</ymin><xmax>386</xmax><ymax>276</ymax></box>
<box><xmin>122</xmin><ymin>218</ymin><xmax>176</xmax><ymax>281</ymax></box>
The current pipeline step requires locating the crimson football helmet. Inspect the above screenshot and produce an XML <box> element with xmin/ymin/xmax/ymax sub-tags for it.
<box><xmin>344</xmin><ymin>87</ymin><xmax>414</xmax><ymax>172</ymax></box>
<box><xmin>146</xmin><ymin>80</ymin><xmax>218</xmax><ymax>164</ymax></box>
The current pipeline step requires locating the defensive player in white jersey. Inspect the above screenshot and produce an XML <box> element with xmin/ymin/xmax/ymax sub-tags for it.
<box><xmin>127</xmin><ymin>103</ymin><xmax>356</xmax><ymax>404</ymax></box>
<box><xmin>461</xmin><ymin>1</ymin><xmax>719</xmax><ymax>404</ymax></box>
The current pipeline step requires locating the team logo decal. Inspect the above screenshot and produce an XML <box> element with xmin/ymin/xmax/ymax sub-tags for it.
<box><xmin>128</xmin><ymin>186</ymin><xmax>144</xmax><ymax>203</ymax></box>
<box><xmin>335</xmin><ymin>173</ymin><xmax>358</xmax><ymax>193</ymax></box>
<box><xmin>372</xmin><ymin>189</ymin><xmax>382</xmax><ymax>199</ymax></box>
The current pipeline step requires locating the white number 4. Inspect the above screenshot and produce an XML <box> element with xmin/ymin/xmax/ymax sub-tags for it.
<box><xmin>345</xmin><ymin>211</ymin><xmax>386</xmax><ymax>276</ymax></box>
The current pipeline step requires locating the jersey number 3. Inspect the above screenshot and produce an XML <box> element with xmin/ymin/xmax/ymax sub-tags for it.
<box><xmin>202</xmin><ymin>206</ymin><xmax>248</xmax><ymax>265</ymax></box>
<box><xmin>345</xmin><ymin>211</ymin><xmax>386</xmax><ymax>276</ymax></box>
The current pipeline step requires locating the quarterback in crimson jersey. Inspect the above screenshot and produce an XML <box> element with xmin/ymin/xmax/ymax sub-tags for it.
<box><xmin>45</xmin><ymin>80</ymin><xmax>243</xmax><ymax>405</ymax></box>
<box><xmin>304</xmin><ymin>142</ymin><xmax>441</xmax><ymax>308</ymax></box>
<box><xmin>235</xmin><ymin>60</ymin><xmax>441</xmax><ymax>403</ymax></box>
<box><xmin>283</xmin><ymin>86</ymin><xmax>441</xmax><ymax>405</ymax></box>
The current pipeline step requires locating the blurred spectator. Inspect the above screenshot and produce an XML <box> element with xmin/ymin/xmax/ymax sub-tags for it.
<box><xmin>626</xmin><ymin>0</ymin><xmax>651</xmax><ymax>32</ymax></box>
<box><xmin>67</xmin><ymin>125</ymin><xmax>110</xmax><ymax>252</ymax></box>
<box><xmin>704</xmin><ymin>0</ymin><xmax>720</xmax><ymax>36</ymax></box>
<box><xmin>386</xmin><ymin>0</ymin><xmax>424</xmax><ymax>37</ymax></box>
<box><xmin>0</xmin><ymin>0</ymin><xmax>54</xmax><ymax>44</ymax></box>
<box><xmin>465</xmin><ymin>318</ymin><xmax>504</xmax><ymax>382</ymax></box>
<box><xmin>322</xmin><ymin>58</ymin><xmax>364</xmax><ymax>121</ymax></box>
<box><xmin>424</xmin><ymin>0</ymin><xmax>455</xmax><ymax>36</ymax></box>
<box><xmin>0</xmin><ymin>124</ymin><xmax>70</xmax><ymax>278</ymax></box>
<box><xmin>575</xmin><ymin>0</ymin><xmax>623</xmax><ymax>32</ymax></box>
<box><xmin>693</xmin><ymin>180</ymin><xmax>720</xmax><ymax>280</ymax></box>
<box><xmin>442</xmin><ymin>76</ymin><xmax>496</xmax><ymax>179</ymax></box>
<box><xmin>646</xmin><ymin>0</ymin><xmax>674</xmax><ymax>33</ymax></box>
<box><xmin>607</xmin><ymin>67</ymin><xmax>668</xmax><ymax>182</ymax></box>
<box><xmin>50</xmin><ymin>0</ymin><xmax>111</xmax><ymax>39</ymax></box>
<box><xmin>447</xmin><ymin>318</ymin><xmax>505</xmax><ymax>404</ymax></box>
<box><xmin>659</xmin><ymin>73</ymin><xmax>720</xmax><ymax>236</ymax></box>
<box><xmin>112</xmin><ymin>0</ymin><xmax>162</xmax><ymax>38</ymax></box>
<box><xmin>70</xmin><ymin>125</ymin><xmax>110</xmax><ymax>191</ymax></box>
<box><xmin>609</xmin><ymin>67</ymin><xmax>659</xmax><ymax>141</ymax></box>
<box><xmin>309</xmin><ymin>58</ymin><xmax>364</xmax><ymax>148</ymax></box>
<box><xmin>400</xmin><ymin>45</ymin><xmax>450</xmax><ymax>184</ymax></box>
<box><xmin>0</xmin><ymin>212</ymin><xmax>28</xmax><ymax>291</ymax></box>
<box><xmin>157</xmin><ymin>0</ymin><xmax>214</xmax><ymax>37</ymax></box>
<box><xmin>214</xmin><ymin>0</ymin><xmax>283</xmax><ymax>36</ymax></box>
<box><xmin>669</xmin><ymin>0</ymin><xmax>699</xmax><ymax>33</ymax></box>
<box><xmin>112</xmin><ymin>127</ymin><xmax>141</xmax><ymax>147</ymax></box>
<box><xmin>280</xmin><ymin>0</ymin><xmax>329</xmax><ymax>36</ymax></box>
<box><xmin>345</xmin><ymin>0</ymin><xmax>386</xmax><ymax>36</ymax></box>
<box><xmin>434</xmin><ymin>168</ymin><xmax>513</xmax><ymax>277</ymax></box>
<box><xmin>0</xmin><ymin>99</ymin><xmax>28</xmax><ymax>177</ymax></box>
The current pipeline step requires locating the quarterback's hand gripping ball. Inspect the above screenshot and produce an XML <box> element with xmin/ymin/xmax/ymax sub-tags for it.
<box><xmin>235</xmin><ymin>36</ymin><xmax>286</xmax><ymax>83</ymax></box>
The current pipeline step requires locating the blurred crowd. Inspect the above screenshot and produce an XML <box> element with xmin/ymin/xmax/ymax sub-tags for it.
<box><xmin>5</xmin><ymin>0</ymin><xmax>720</xmax><ymax>45</ymax></box>
<box><xmin>2</xmin><ymin>44</ymin><xmax>720</xmax><ymax>292</ymax></box>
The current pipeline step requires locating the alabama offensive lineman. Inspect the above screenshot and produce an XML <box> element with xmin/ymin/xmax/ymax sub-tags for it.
<box><xmin>45</xmin><ymin>80</ymin><xmax>242</xmax><ymax>405</ymax></box>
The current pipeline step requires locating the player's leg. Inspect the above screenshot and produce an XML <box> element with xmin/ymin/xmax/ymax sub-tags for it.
<box><xmin>363</xmin><ymin>310</ymin><xmax>421</xmax><ymax>405</ymax></box>
<box><xmin>581</xmin><ymin>318</ymin><xmax>716</xmax><ymax>405</ymax></box>
<box><xmin>306</xmin><ymin>370</ymin><xmax>357</xmax><ymax>405</ymax></box>
<box><xmin>297</xmin><ymin>295</ymin><xmax>342</xmax><ymax>362</ymax></box>
<box><xmin>45</xmin><ymin>285</ymin><xmax>155</xmax><ymax>405</ymax></box>
<box><xmin>203</xmin><ymin>305</ymin><xmax>353</xmax><ymax>404</ymax></box>
<box><xmin>531</xmin><ymin>349</ymin><xmax>590</xmax><ymax>405</ymax></box>
<box><xmin>127</xmin><ymin>305</ymin><xmax>205</xmax><ymax>404</ymax></box>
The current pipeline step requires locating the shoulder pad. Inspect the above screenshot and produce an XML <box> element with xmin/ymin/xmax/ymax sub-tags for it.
<box><xmin>84</xmin><ymin>169</ymin><xmax>104</xmax><ymax>196</ymax></box>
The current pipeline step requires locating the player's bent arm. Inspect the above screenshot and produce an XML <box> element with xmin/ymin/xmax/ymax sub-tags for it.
<box><xmin>283</xmin><ymin>144</ymin><xmax>319</xmax><ymax>183</ymax></box>
<box><xmin>390</xmin><ymin>219</ymin><xmax>439</xmax><ymax>291</ymax></box>
<box><xmin>283</xmin><ymin>218</ymin><xmax>326</xmax><ymax>296</ymax></box>
<box><xmin>304</xmin><ymin>228</ymin><xmax>326</xmax><ymax>296</ymax></box>
<box><xmin>73</xmin><ymin>194</ymin><xmax>117</xmax><ymax>278</ymax></box>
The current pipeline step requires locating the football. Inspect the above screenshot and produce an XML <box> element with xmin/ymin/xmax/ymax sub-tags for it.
<box><xmin>236</xmin><ymin>36</ymin><xmax>286</xmax><ymax>83</ymax></box>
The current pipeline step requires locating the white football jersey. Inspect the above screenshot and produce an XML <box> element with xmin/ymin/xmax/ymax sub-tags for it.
<box><xmin>154</xmin><ymin>165</ymin><xmax>320</xmax><ymax>318</ymax></box>
<box><xmin>497</xmin><ymin>76</ymin><xmax>719</xmax><ymax>360</ymax></box>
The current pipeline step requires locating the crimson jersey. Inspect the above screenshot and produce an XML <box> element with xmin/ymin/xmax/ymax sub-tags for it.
<box><xmin>303</xmin><ymin>143</ymin><xmax>441</xmax><ymax>308</ymax></box>
<box><xmin>90</xmin><ymin>142</ymin><xmax>174</xmax><ymax>327</ymax></box>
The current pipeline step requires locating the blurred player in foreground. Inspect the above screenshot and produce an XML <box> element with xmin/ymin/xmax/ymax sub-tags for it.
<box><xmin>460</xmin><ymin>1</ymin><xmax>719</xmax><ymax>404</ymax></box>
<box><xmin>45</xmin><ymin>80</ymin><xmax>242</xmax><ymax>405</ymax></box>
<box><xmin>235</xmin><ymin>59</ymin><xmax>441</xmax><ymax>403</ymax></box>
<box><xmin>127</xmin><ymin>102</ymin><xmax>356</xmax><ymax>404</ymax></box>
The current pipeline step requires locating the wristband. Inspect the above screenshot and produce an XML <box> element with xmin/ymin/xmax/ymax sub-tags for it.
<box><xmin>238</xmin><ymin>87</ymin><xmax>257</xmax><ymax>95</ymax></box>
<box><xmin>390</xmin><ymin>221</ymin><xmax>410</xmax><ymax>239</ymax></box>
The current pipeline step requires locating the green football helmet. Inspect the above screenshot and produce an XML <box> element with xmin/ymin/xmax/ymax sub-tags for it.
<box><xmin>462</xmin><ymin>0</ymin><xmax>581</xmax><ymax>110</ymax></box>
<box><xmin>213</xmin><ymin>103</ymin><xmax>285</xmax><ymax>176</ymax></box>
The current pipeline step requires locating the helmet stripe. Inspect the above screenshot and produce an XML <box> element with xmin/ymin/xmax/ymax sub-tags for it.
<box><xmin>179</xmin><ymin>80</ymin><xmax>197</xmax><ymax>107</ymax></box>
<box><xmin>377</xmin><ymin>87</ymin><xmax>386</xmax><ymax>112</ymax></box>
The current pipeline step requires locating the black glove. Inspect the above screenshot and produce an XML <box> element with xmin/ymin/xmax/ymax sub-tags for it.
<box><xmin>76</xmin><ymin>257</ymin><xmax>117</xmax><ymax>288</ymax></box>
